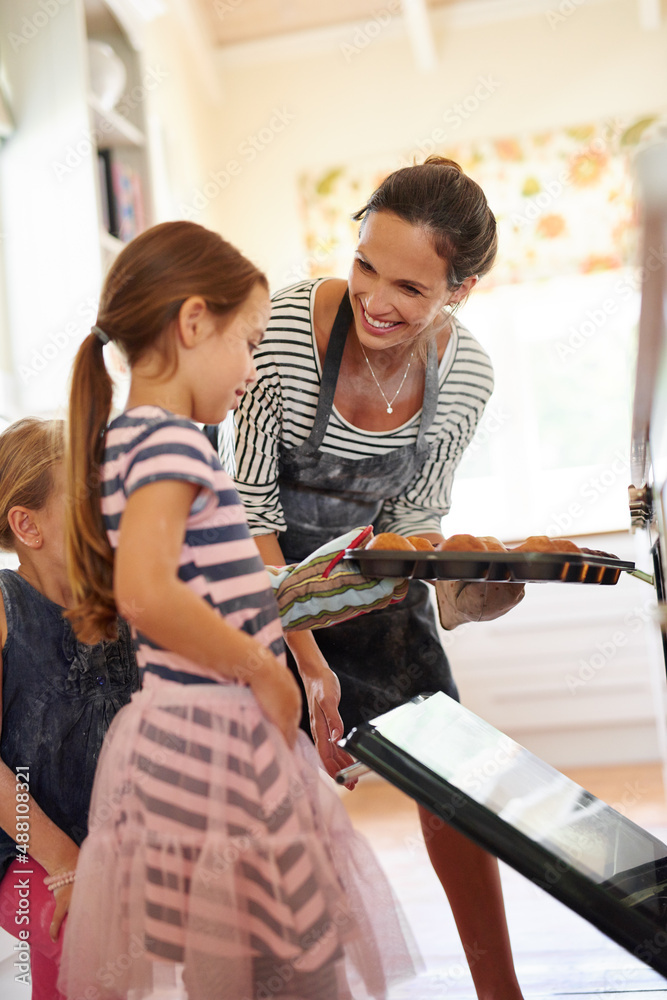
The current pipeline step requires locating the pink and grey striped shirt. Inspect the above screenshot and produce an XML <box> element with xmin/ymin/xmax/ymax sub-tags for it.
<box><xmin>101</xmin><ymin>405</ymin><xmax>285</xmax><ymax>685</ymax></box>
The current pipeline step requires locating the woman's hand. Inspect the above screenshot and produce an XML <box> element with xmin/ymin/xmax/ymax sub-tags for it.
<box><xmin>249</xmin><ymin>655</ymin><xmax>302</xmax><ymax>749</ymax></box>
<box><xmin>436</xmin><ymin>579</ymin><xmax>525</xmax><ymax>629</ymax></box>
<box><xmin>286</xmin><ymin>631</ymin><xmax>358</xmax><ymax>787</ymax></box>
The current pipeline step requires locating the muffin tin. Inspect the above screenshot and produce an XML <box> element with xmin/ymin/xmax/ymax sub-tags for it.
<box><xmin>344</xmin><ymin>548</ymin><xmax>636</xmax><ymax>585</ymax></box>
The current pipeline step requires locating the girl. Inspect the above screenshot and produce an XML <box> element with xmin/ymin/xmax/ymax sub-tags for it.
<box><xmin>0</xmin><ymin>418</ymin><xmax>138</xmax><ymax>1000</ymax></box>
<box><xmin>59</xmin><ymin>221</ymin><xmax>418</xmax><ymax>1000</ymax></box>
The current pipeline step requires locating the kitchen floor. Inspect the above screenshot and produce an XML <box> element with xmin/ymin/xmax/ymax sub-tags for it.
<box><xmin>340</xmin><ymin>761</ymin><xmax>667</xmax><ymax>999</ymax></box>
<box><xmin>1</xmin><ymin>763</ymin><xmax>665</xmax><ymax>998</ymax></box>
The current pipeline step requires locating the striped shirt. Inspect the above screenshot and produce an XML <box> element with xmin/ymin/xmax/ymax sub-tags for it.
<box><xmin>233</xmin><ymin>279</ymin><xmax>494</xmax><ymax>537</ymax></box>
<box><xmin>102</xmin><ymin>406</ymin><xmax>284</xmax><ymax>684</ymax></box>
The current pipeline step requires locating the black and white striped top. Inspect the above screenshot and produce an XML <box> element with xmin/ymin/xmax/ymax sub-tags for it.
<box><xmin>233</xmin><ymin>279</ymin><xmax>494</xmax><ymax>537</ymax></box>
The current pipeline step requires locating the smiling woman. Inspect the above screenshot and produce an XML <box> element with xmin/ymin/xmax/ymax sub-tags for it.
<box><xmin>344</xmin><ymin>214</ymin><xmax>458</xmax><ymax>415</ymax></box>
<box><xmin>232</xmin><ymin>156</ymin><xmax>528</xmax><ymax>999</ymax></box>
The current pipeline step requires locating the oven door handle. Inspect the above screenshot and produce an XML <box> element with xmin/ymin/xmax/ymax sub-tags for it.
<box><xmin>627</xmin><ymin>568</ymin><xmax>655</xmax><ymax>585</ymax></box>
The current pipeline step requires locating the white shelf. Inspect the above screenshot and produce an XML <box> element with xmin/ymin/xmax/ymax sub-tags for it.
<box><xmin>99</xmin><ymin>227</ymin><xmax>125</xmax><ymax>255</ymax></box>
<box><xmin>88</xmin><ymin>92</ymin><xmax>145</xmax><ymax>147</ymax></box>
<box><xmin>0</xmin><ymin>0</ymin><xmax>154</xmax><ymax>415</ymax></box>
<box><xmin>86</xmin><ymin>1</ymin><xmax>155</xmax><ymax>267</ymax></box>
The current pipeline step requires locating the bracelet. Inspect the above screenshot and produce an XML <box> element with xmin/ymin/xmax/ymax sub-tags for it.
<box><xmin>43</xmin><ymin>870</ymin><xmax>76</xmax><ymax>892</ymax></box>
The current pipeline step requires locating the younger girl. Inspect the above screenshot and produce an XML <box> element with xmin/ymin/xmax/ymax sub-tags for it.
<box><xmin>59</xmin><ymin>221</ymin><xmax>418</xmax><ymax>1000</ymax></box>
<box><xmin>0</xmin><ymin>418</ymin><xmax>137</xmax><ymax>1000</ymax></box>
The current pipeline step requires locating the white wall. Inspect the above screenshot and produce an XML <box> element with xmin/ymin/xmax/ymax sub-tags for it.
<box><xmin>0</xmin><ymin>0</ymin><xmax>102</xmax><ymax>418</ymax></box>
<box><xmin>188</xmin><ymin>0</ymin><xmax>667</xmax><ymax>287</ymax></box>
<box><xmin>140</xmin><ymin>6</ymin><xmax>224</xmax><ymax>223</ymax></box>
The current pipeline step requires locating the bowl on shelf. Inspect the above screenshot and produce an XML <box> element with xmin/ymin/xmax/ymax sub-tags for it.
<box><xmin>87</xmin><ymin>40</ymin><xmax>126</xmax><ymax>112</ymax></box>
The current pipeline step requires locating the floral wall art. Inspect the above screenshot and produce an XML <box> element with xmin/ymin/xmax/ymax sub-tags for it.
<box><xmin>297</xmin><ymin>114</ymin><xmax>659</xmax><ymax>288</ymax></box>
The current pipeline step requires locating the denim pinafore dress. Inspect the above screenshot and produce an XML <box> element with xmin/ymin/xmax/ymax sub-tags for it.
<box><xmin>278</xmin><ymin>291</ymin><xmax>459</xmax><ymax>731</ymax></box>
<box><xmin>0</xmin><ymin>570</ymin><xmax>139</xmax><ymax>880</ymax></box>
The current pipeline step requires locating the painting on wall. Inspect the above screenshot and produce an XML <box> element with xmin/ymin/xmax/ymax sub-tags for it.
<box><xmin>297</xmin><ymin>113</ymin><xmax>661</xmax><ymax>288</ymax></box>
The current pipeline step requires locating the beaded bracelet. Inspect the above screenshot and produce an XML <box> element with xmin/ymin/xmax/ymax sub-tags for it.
<box><xmin>43</xmin><ymin>870</ymin><xmax>76</xmax><ymax>892</ymax></box>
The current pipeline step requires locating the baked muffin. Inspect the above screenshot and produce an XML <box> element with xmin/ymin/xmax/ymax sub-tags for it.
<box><xmin>438</xmin><ymin>534</ymin><xmax>487</xmax><ymax>552</ymax></box>
<box><xmin>478</xmin><ymin>536</ymin><xmax>507</xmax><ymax>552</ymax></box>
<box><xmin>513</xmin><ymin>536</ymin><xmax>557</xmax><ymax>552</ymax></box>
<box><xmin>407</xmin><ymin>536</ymin><xmax>436</xmax><ymax>551</ymax></box>
<box><xmin>550</xmin><ymin>538</ymin><xmax>581</xmax><ymax>553</ymax></box>
<box><xmin>367</xmin><ymin>532</ymin><xmax>416</xmax><ymax>551</ymax></box>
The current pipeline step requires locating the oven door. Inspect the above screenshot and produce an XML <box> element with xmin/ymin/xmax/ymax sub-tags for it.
<box><xmin>341</xmin><ymin>692</ymin><xmax>667</xmax><ymax>979</ymax></box>
<box><xmin>629</xmin><ymin>138</ymin><xmax>667</xmax><ymax>669</ymax></box>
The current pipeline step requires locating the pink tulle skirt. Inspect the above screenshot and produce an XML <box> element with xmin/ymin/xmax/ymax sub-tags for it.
<box><xmin>58</xmin><ymin>676</ymin><xmax>420</xmax><ymax>1000</ymax></box>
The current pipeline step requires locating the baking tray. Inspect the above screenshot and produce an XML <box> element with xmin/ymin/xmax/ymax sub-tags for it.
<box><xmin>344</xmin><ymin>548</ymin><xmax>635</xmax><ymax>584</ymax></box>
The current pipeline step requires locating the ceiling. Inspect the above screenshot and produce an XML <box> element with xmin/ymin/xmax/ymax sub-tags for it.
<box><xmin>86</xmin><ymin>0</ymin><xmax>660</xmax><ymax>103</ymax></box>
<box><xmin>192</xmin><ymin>0</ymin><xmax>479</xmax><ymax>48</ymax></box>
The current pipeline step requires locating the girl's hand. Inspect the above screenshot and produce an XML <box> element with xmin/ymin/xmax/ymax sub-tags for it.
<box><xmin>46</xmin><ymin>846</ymin><xmax>79</xmax><ymax>941</ymax></box>
<box><xmin>249</xmin><ymin>657</ymin><xmax>302</xmax><ymax>748</ymax></box>
<box><xmin>303</xmin><ymin>663</ymin><xmax>358</xmax><ymax>788</ymax></box>
<box><xmin>285</xmin><ymin>632</ymin><xmax>357</xmax><ymax>787</ymax></box>
<box><xmin>50</xmin><ymin>881</ymin><xmax>74</xmax><ymax>941</ymax></box>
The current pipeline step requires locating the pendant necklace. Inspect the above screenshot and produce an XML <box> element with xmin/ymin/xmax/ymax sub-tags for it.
<box><xmin>359</xmin><ymin>342</ymin><xmax>414</xmax><ymax>414</ymax></box>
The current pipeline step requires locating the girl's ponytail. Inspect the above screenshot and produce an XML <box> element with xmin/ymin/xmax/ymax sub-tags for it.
<box><xmin>65</xmin><ymin>332</ymin><xmax>116</xmax><ymax>642</ymax></box>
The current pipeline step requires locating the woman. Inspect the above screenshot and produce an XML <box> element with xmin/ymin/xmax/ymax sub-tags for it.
<box><xmin>232</xmin><ymin>156</ymin><xmax>526</xmax><ymax>999</ymax></box>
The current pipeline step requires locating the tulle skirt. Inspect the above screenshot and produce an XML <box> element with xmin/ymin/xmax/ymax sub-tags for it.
<box><xmin>58</xmin><ymin>676</ymin><xmax>420</xmax><ymax>1000</ymax></box>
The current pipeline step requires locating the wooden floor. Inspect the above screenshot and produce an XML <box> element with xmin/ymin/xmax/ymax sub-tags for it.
<box><xmin>341</xmin><ymin>762</ymin><xmax>667</xmax><ymax>999</ymax></box>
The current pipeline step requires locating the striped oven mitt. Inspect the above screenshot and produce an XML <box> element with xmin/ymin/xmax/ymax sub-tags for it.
<box><xmin>267</xmin><ymin>526</ymin><xmax>410</xmax><ymax>632</ymax></box>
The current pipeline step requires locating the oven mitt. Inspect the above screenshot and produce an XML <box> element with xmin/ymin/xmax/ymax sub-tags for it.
<box><xmin>267</xmin><ymin>526</ymin><xmax>410</xmax><ymax>632</ymax></box>
<box><xmin>436</xmin><ymin>579</ymin><xmax>525</xmax><ymax>629</ymax></box>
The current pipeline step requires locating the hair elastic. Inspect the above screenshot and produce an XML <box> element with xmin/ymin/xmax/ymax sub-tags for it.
<box><xmin>91</xmin><ymin>325</ymin><xmax>110</xmax><ymax>345</ymax></box>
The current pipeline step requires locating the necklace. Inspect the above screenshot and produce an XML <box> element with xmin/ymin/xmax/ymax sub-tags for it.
<box><xmin>359</xmin><ymin>342</ymin><xmax>414</xmax><ymax>414</ymax></box>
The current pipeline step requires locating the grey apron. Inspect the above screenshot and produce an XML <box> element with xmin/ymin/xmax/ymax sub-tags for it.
<box><xmin>278</xmin><ymin>291</ymin><xmax>459</xmax><ymax>732</ymax></box>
